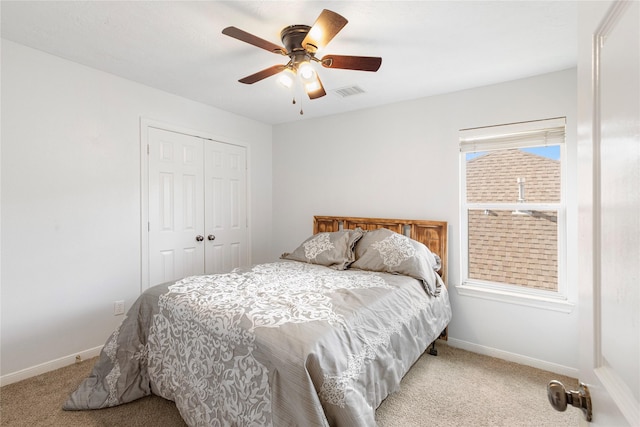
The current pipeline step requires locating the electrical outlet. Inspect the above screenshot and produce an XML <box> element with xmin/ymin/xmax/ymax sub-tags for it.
<box><xmin>114</xmin><ymin>300</ymin><xmax>125</xmax><ymax>316</ymax></box>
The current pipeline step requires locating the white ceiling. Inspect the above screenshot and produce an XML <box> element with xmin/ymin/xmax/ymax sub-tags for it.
<box><xmin>1</xmin><ymin>1</ymin><xmax>577</xmax><ymax>125</ymax></box>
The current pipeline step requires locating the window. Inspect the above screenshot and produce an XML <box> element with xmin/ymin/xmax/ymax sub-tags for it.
<box><xmin>459</xmin><ymin>118</ymin><xmax>569</xmax><ymax>309</ymax></box>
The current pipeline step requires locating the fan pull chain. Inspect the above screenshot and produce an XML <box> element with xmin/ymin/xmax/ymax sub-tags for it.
<box><xmin>291</xmin><ymin>96</ymin><xmax>302</xmax><ymax>114</ymax></box>
<box><xmin>291</xmin><ymin>79</ymin><xmax>304</xmax><ymax>115</ymax></box>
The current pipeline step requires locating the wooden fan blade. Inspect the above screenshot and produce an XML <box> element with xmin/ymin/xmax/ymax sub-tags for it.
<box><xmin>222</xmin><ymin>26</ymin><xmax>285</xmax><ymax>54</ymax></box>
<box><xmin>305</xmin><ymin>74</ymin><xmax>326</xmax><ymax>99</ymax></box>
<box><xmin>238</xmin><ymin>65</ymin><xmax>286</xmax><ymax>84</ymax></box>
<box><xmin>301</xmin><ymin>9</ymin><xmax>348</xmax><ymax>52</ymax></box>
<box><xmin>321</xmin><ymin>55</ymin><xmax>382</xmax><ymax>72</ymax></box>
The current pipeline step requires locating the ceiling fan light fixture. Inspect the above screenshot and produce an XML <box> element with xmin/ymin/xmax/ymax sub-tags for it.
<box><xmin>278</xmin><ymin>69</ymin><xmax>296</xmax><ymax>88</ymax></box>
<box><xmin>298</xmin><ymin>61</ymin><xmax>315</xmax><ymax>80</ymax></box>
<box><xmin>305</xmin><ymin>79</ymin><xmax>321</xmax><ymax>93</ymax></box>
<box><xmin>305</xmin><ymin>73</ymin><xmax>326</xmax><ymax>99</ymax></box>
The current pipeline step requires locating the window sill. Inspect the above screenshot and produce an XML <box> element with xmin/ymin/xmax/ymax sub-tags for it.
<box><xmin>454</xmin><ymin>282</ymin><xmax>575</xmax><ymax>313</ymax></box>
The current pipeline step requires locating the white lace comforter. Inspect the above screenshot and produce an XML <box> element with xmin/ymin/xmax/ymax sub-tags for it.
<box><xmin>64</xmin><ymin>261</ymin><xmax>452</xmax><ymax>426</ymax></box>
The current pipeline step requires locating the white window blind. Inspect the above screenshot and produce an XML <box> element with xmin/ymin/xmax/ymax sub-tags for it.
<box><xmin>459</xmin><ymin>117</ymin><xmax>566</xmax><ymax>153</ymax></box>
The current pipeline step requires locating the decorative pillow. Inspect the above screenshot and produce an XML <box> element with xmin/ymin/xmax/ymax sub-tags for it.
<box><xmin>281</xmin><ymin>229</ymin><xmax>364</xmax><ymax>270</ymax></box>
<box><xmin>351</xmin><ymin>228</ymin><xmax>443</xmax><ymax>296</ymax></box>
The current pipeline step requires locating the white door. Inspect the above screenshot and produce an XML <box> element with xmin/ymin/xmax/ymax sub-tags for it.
<box><xmin>148</xmin><ymin>127</ymin><xmax>205</xmax><ymax>285</ymax></box>
<box><xmin>203</xmin><ymin>140</ymin><xmax>248</xmax><ymax>273</ymax></box>
<box><xmin>147</xmin><ymin>127</ymin><xmax>248</xmax><ymax>286</ymax></box>
<box><xmin>576</xmin><ymin>1</ymin><xmax>639</xmax><ymax>426</ymax></box>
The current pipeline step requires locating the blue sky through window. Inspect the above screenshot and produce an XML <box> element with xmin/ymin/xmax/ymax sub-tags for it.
<box><xmin>466</xmin><ymin>145</ymin><xmax>560</xmax><ymax>161</ymax></box>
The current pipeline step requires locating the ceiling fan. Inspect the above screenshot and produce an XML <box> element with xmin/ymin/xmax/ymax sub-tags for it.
<box><xmin>222</xmin><ymin>9</ymin><xmax>382</xmax><ymax>101</ymax></box>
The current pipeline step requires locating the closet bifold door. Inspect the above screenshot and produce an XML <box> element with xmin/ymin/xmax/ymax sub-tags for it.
<box><xmin>148</xmin><ymin>128</ymin><xmax>205</xmax><ymax>286</ymax></box>
<box><xmin>148</xmin><ymin>127</ymin><xmax>249</xmax><ymax>286</ymax></box>
<box><xmin>203</xmin><ymin>140</ymin><xmax>248</xmax><ymax>274</ymax></box>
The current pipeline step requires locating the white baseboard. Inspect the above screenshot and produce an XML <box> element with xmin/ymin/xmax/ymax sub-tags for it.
<box><xmin>446</xmin><ymin>338</ymin><xmax>579</xmax><ymax>378</ymax></box>
<box><xmin>0</xmin><ymin>346</ymin><xmax>103</xmax><ymax>387</ymax></box>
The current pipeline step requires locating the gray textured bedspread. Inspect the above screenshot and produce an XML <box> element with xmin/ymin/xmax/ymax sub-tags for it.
<box><xmin>64</xmin><ymin>261</ymin><xmax>452</xmax><ymax>426</ymax></box>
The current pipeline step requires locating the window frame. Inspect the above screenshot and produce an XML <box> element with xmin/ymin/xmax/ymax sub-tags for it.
<box><xmin>457</xmin><ymin>118</ymin><xmax>573</xmax><ymax>313</ymax></box>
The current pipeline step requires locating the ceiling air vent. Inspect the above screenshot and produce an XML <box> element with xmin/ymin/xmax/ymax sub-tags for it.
<box><xmin>333</xmin><ymin>86</ymin><xmax>366</xmax><ymax>98</ymax></box>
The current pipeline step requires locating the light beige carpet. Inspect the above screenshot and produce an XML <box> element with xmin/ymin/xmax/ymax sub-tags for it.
<box><xmin>0</xmin><ymin>343</ymin><xmax>579</xmax><ymax>426</ymax></box>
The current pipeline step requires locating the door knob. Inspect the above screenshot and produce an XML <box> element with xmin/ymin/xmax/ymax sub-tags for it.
<box><xmin>196</xmin><ymin>235</ymin><xmax>204</xmax><ymax>242</ymax></box>
<box><xmin>547</xmin><ymin>380</ymin><xmax>592</xmax><ymax>421</ymax></box>
<box><xmin>208</xmin><ymin>234</ymin><xmax>216</xmax><ymax>241</ymax></box>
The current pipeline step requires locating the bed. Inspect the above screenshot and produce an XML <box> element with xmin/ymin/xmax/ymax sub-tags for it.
<box><xmin>64</xmin><ymin>216</ymin><xmax>452</xmax><ymax>426</ymax></box>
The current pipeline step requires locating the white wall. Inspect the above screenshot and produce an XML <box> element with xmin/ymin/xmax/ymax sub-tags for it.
<box><xmin>1</xmin><ymin>38</ymin><xmax>579</xmax><ymax>382</ymax></box>
<box><xmin>273</xmin><ymin>68</ymin><xmax>579</xmax><ymax>375</ymax></box>
<box><xmin>0</xmin><ymin>40</ymin><xmax>273</xmax><ymax>381</ymax></box>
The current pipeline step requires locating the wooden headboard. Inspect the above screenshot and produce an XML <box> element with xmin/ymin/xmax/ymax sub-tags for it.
<box><xmin>313</xmin><ymin>216</ymin><xmax>448</xmax><ymax>285</ymax></box>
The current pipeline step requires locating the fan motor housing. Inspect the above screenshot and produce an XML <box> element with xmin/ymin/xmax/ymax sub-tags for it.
<box><xmin>280</xmin><ymin>25</ymin><xmax>312</xmax><ymax>54</ymax></box>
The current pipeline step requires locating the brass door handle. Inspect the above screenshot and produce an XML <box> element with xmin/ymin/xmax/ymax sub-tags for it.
<box><xmin>547</xmin><ymin>380</ymin><xmax>592</xmax><ymax>421</ymax></box>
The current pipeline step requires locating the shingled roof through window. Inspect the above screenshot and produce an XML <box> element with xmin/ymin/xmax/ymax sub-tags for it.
<box><xmin>466</xmin><ymin>149</ymin><xmax>560</xmax><ymax>290</ymax></box>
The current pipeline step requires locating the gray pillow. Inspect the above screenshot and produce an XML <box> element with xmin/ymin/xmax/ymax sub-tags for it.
<box><xmin>351</xmin><ymin>228</ymin><xmax>443</xmax><ymax>296</ymax></box>
<box><xmin>281</xmin><ymin>229</ymin><xmax>364</xmax><ymax>270</ymax></box>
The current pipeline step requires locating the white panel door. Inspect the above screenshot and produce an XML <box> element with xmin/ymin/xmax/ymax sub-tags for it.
<box><xmin>146</xmin><ymin>126</ymin><xmax>249</xmax><ymax>286</ymax></box>
<box><xmin>577</xmin><ymin>1</ymin><xmax>639</xmax><ymax>426</ymax></box>
<box><xmin>204</xmin><ymin>141</ymin><xmax>248</xmax><ymax>273</ymax></box>
<box><xmin>148</xmin><ymin>128</ymin><xmax>205</xmax><ymax>286</ymax></box>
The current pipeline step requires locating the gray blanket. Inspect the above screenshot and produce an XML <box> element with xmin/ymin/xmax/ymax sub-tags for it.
<box><xmin>64</xmin><ymin>261</ymin><xmax>452</xmax><ymax>426</ymax></box>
